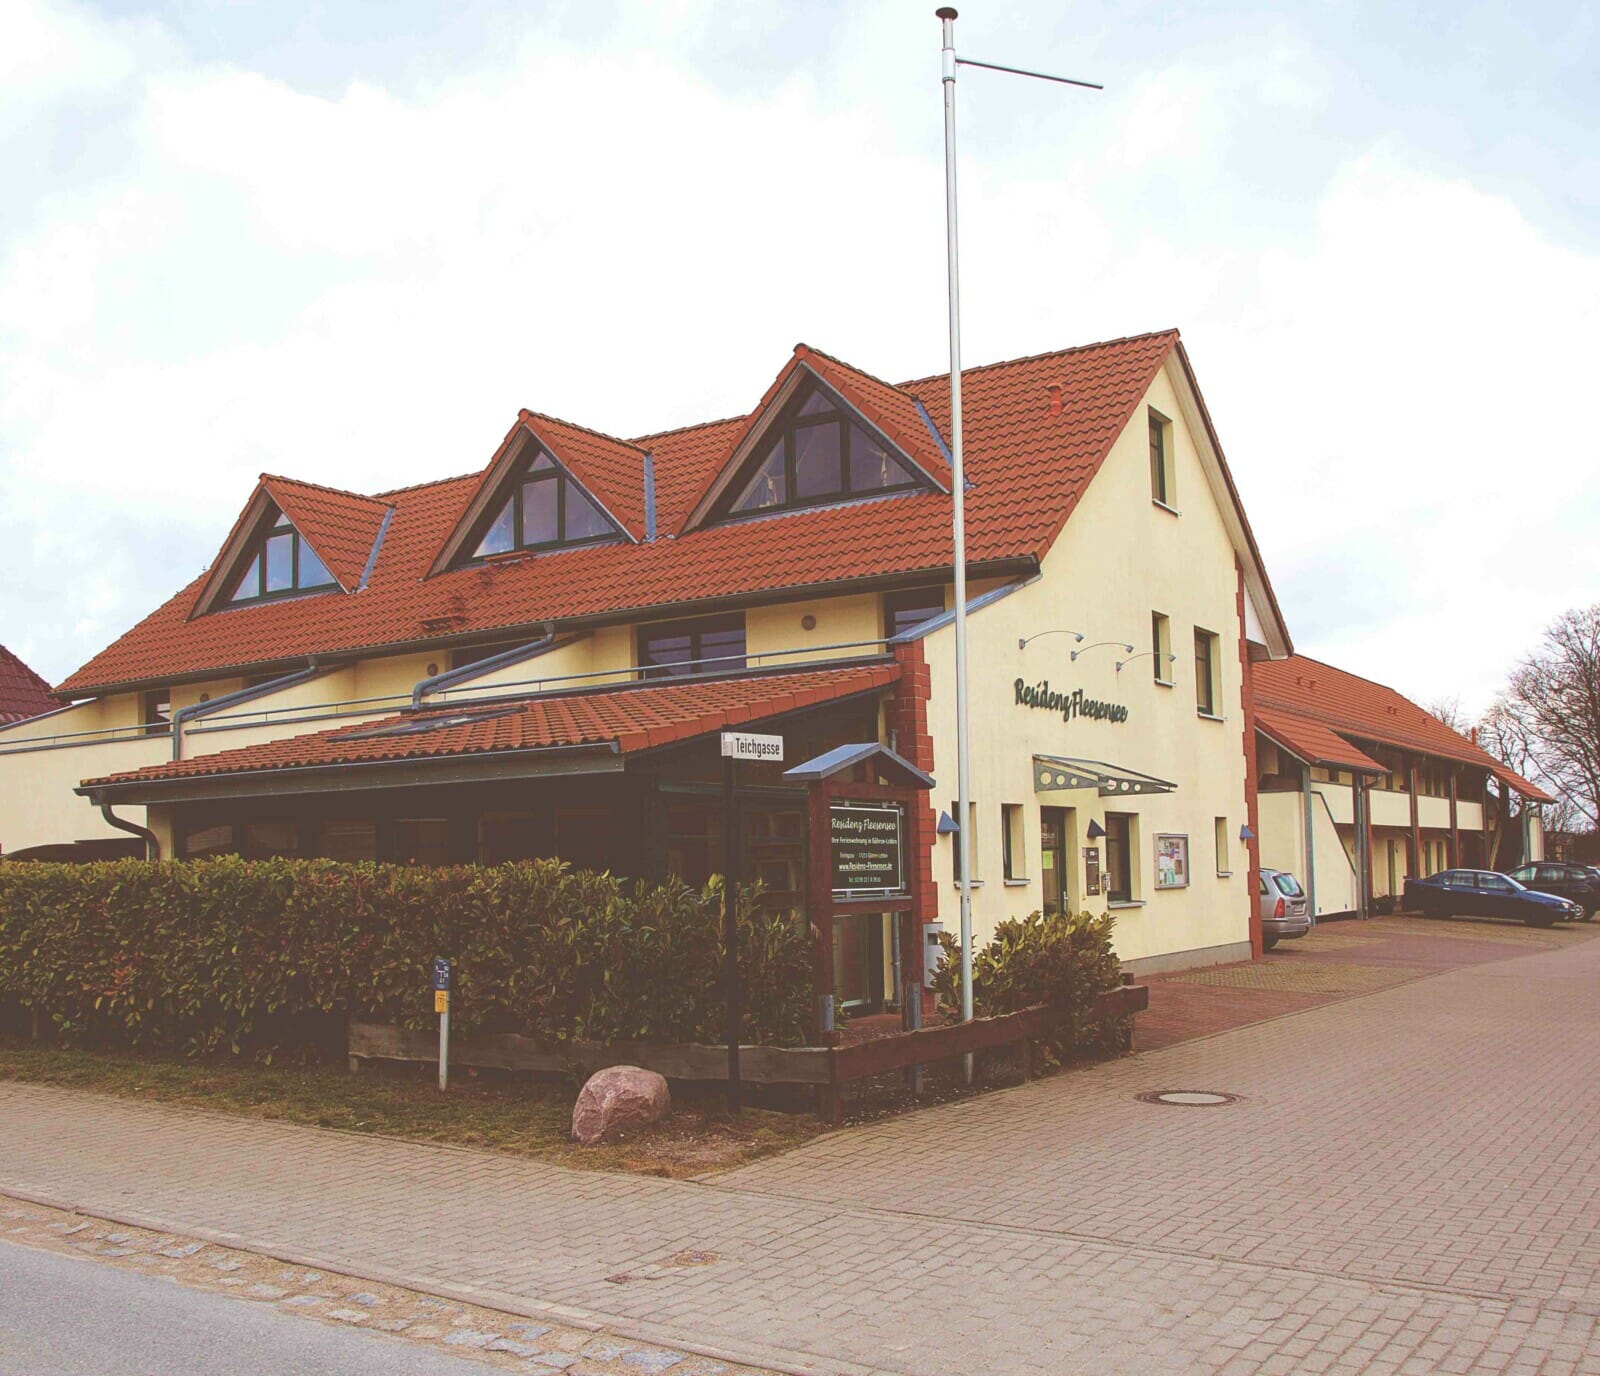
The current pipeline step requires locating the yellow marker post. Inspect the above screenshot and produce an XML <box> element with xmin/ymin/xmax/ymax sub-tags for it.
<box><xmin>431</xmin><ymin>957</ymin><xmax>452</xmax><ymax>1092</ymax></box>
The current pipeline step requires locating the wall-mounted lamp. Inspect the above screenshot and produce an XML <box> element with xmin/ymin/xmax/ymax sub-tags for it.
<box><xmin>937</xmin><ymin>811</ymin><xmax>960</xmax><ymax>835</ymax></box>
<box><xmin>1018</xmin><ymin>629</ymin><xmax>1085</xmax><ymax>651</ymax></box>
<box><xmin>1115</xmin><ymin>650</ymin><xmax>1178</xmax><ymax>675</ymax></box>
<box><xmin>1071</xmin><ymin>640</ymin><xmax>1134</xmax><ymax>663</ymax></box>
<box><xmin>1239</xmin><ymin>824</ymin><xmax>1256</xmax><ymax>842</ymax></box>
<box><xmin>1086</xmin><ymin>819</ymin><xmax>1107</xmax><ymax>840</ymax></box>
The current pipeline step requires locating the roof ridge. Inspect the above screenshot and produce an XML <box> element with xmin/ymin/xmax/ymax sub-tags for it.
<box><xmin>797</xmin><ymin>342</ymin><xmax>918</xmax><ymax>398</ymax></box>
<box><xmin>629</xmin><ymin>412</ymin><xmax>749</xmax><ymax>445</ymax></box>
<box><xmin>260</xmin><ymin>473</ymin><xmax>390</xmax><ymax>507</ymax></box>
<box><xmin>1269</xmin><ymin>654</ymin><xmax>1422</xmax><ymax>715</ymax></box>
<box><xmin>372</xmin><ymin>470</ymin><xmax>484</xmax><ymax>498</ymax></box>
<box><xmin>519</xmin><ymin>408</ymin><xmax>648</xmax><ymax>456</ymax></box>
<box><xmin>896</xmin><ymin>328</ymin><xmax>1181</xmax><ymax>390</ymax></box>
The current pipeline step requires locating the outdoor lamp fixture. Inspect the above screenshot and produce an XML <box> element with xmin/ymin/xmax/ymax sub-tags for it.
<box><xmin>1018</xmin><ymin>629</ymin><xmax>1085</xmax><ymax>651</ymax></box>
<box><xmin>1239</xmin><ymin>824</ymin><xmax>1256</xmax><ymax>841</ymax></box>
<box><xmin>939</xmin><ymin>7</ymin><xmax>1101</xmax><ymax>1077</ymax></box>
<box><xmin>937</xmin><ymin>811</ymin><xmax>960</xmax><ymax>835</ymax></box>
<box><xmin>1115</xmin><ymin>651</ymin><xmax>1177</xmax><ymax>675</ymax></box>
<box><xmin>1071</xmin><ymin>640</ymin><xmax>1135</xmax><ymax>663</ymax></box>
<box><xmin>1086</xmin><ymin>819</ymin><xmax>1107</xmax><ymax>840</ymax></box>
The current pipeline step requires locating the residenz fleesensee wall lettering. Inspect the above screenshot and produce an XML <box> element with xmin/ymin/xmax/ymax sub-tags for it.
<box><xmin>1013</xmin><ymin>678</ymin><xmax>1130</xmax><ymax>725</ymax></box>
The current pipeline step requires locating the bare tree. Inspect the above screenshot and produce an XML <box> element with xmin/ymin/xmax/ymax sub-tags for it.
<box><xmin>1425</xmin><ymin>695</ymin><xmax>1467</xmax><ymax>732</ymax></box>
<box><xmin>1501</xmin><ymin>605</ymin><xmax>1600</xmax><ymax>834</ymax></box>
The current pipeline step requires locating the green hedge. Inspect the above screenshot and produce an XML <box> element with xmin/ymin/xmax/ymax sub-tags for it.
<box><xmin>932</xmin><ymin>909</ymin><xmax>1126</xmax><ymax>1059</ymax></box>
<box><xmin>0</xmin><ymin>859</ymin><xmax>812</xmax><ymax>1056</ymax></box>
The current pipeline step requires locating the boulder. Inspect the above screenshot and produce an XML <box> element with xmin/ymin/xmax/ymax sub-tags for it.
<box><xmin>571</xmin><ymin>1065</ymin><xmax>671</xmax><ymax>1145</ymax></box>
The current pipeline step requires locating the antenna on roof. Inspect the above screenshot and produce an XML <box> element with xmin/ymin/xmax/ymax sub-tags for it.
<box><xmin>937</xmin><ymin>7</ymin><xmax>1102</xmax><ymax>1080</ymax></box>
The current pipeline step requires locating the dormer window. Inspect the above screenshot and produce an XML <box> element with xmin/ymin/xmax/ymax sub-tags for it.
<box><xmin>718</xmin><ymin>381</ymin><xmax>923</xmax><ymax>521</ymax></box>
<box><xmin>228</xmin><ymin>512</ymin><xmax>336</xmax><ymax>604</ymax></box>
<box><xmin>471</xmin><ymin>449</ymin><xmax>620</xmax><ymax>558</ymax></box>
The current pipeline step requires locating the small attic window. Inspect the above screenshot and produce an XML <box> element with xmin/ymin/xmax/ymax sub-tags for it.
<box><xmin>228</xmin><ymin>512</ymin><xmax>337</xmax><ymax>604</ymax></box>
<box><xmin>470</xmin><ymin>446</ymin><xmax>620</xmax><ymax>559</ymax></box>
<box><xmin>715</xmin><ymin>379</ymin><xmax>925</xmax><ymax>522</ymax></box>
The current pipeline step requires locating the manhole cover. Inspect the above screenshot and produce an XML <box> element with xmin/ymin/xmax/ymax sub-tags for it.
<box><xmin>1136</xmin><ymin>1090</ymin><xmax>1241</xmax><ymax>1107</ymax></box>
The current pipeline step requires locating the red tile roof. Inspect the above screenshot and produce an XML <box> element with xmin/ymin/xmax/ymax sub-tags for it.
<box><xmin>60</xmin><ymin>330</ymin><xmax>1258</xmax><ymax>696</ymax></box>
<box><xmin>260</xmin><ymin>476</ymin><xmax>392</xmax><ymax>593</ymax></box>
<box><xmin>1252</xmin><ymin>656</ymin><xmax>1555</xmax><ymax>803</ymax></box>
<box><xmin>517</xmin><ymin>411</ymin><xmax>650</xmax><ymax>541</ymax></box>
<box><xmin>0</xmin><ymin>646</ymin><xmax>56</xmax><ymax>724</ymax></box>
<box><xmin>83</xmin><ymin>662</ymin><xmax>899</xmax><ymax>790</ymax></box>
<box><xmin>1255</xmin><ymin>705</ymin><xmax>1384</xmax><ymax>774</ymax></box>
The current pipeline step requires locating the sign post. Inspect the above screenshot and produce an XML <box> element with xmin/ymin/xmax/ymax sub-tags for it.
<box><xmin>432</xmin><ymin>956</ymin><xmax>452</xmax><ymax>1092</ymax></box>
<box><xmin>719</xmin><ymin>731</ymin><xmax>783</xmax><ymax>1114</ymax></box>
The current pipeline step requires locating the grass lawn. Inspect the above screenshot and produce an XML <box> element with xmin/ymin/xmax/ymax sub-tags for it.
<box><xmin>0</xmin><ymin>1039</ymin><xmax>824</xmax><ymax>1178</ymax></box>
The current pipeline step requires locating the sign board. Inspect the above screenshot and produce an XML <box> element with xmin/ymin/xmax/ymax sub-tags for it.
<box><xmin>431</xmin><ymin>957</ymin><xmax>452</xmax><ymax>993</ymax></box>
<box><xmin>829</xmin><ymin>803</ymin><xmax>905</xmax><ymax>897</ymax></box>
<box><xmin>720</xmin><ymin>731</ymin><xmax>784</xmax><ymax>763</ymax></box>
<box><xmin>1085</xmin><ymin>846</ymin><xmax>1101</xmax><ymax>896</ymax></box>
<box><xmin>434</xmin><ymin>990</ymin><xmax>450</xmax><ymax>1014</ymax></box>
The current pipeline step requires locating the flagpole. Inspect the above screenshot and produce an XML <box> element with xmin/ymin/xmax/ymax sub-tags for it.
<box><xmin>934</xmin><ymin>10</ymin><xmax>1101</xmax><ymax>1081</ymax></box>
<box><xmin>937</xmin><ymin>9</ymin><xmax>976</xmax><ymax>1076</ymax></box>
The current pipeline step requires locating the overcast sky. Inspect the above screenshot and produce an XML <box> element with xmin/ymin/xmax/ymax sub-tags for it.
<box><xmin>3</xmin><ymin>0</ymin><xmax>1596</xmax><ymax>713</ymax></box>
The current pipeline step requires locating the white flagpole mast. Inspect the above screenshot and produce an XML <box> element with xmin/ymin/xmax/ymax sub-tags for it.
<box><xmin>934</xmin><ymin>9</ymin><xmax>1101</xmax><ymax>1079</ymax></box>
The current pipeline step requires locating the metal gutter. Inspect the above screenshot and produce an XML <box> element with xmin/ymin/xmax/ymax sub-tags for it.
<box><xmin>411</xmin><ymin>626</ymin><xmax>557</xmax><ymax>709</ymax></box>
<box><xmin>99</xmin><ymin>804</ymin><xmax>160</xmax><ymax>860</ymax></box>
<box><xmin>171</xmin><ymin>660</ymin><xmax>325</xmax><ymax>760</ymax></box>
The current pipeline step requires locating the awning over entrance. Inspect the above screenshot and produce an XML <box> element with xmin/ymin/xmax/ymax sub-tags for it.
<box><xmin>1033</xmin><ymin>754</ymin><xmax>1177</xmax><ymax>797</ymax></box>
<box><xmin>78</xmin><ymin>661</ymin><xmax>901</xmax><ymax>805</ymax></box>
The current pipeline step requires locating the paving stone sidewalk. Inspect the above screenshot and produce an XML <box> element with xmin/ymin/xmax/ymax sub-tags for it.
<box><xmin>3</xmin><ymin>925</ymin><xmax>1599</xmax><ymax>1375</ymax></box>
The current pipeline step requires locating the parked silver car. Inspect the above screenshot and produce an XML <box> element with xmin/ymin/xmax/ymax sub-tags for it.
<box><xmin>1259</xmin><ymin>867</ymin><xmax>1311</xmax><ymax>950</ymax></box>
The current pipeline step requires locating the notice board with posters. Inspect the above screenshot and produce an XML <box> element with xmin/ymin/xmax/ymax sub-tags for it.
<box><xmin>829</xmin><ymin>803</ymin><xmax>905</xmax><ymax>898</ymax></box>
<box><xmin>1155</xmin><ymin>833</ymin><xmax>1190</xmax><ymax>889</ymax></box>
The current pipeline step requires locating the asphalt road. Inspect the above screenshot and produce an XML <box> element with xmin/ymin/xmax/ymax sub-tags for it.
<box><xmin>0</xmin><ymin>1239</ymin><xmax>499</xmax><ymax>1376</ymax></box>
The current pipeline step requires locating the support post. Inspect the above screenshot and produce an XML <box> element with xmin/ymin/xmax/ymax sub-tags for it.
<box><xmin>723</xmin><ymin>754</ymin><xmax>742</xmax><ymax>1114</ymax></box>
<box><xmin>438</xmin><ymin>1004</ymin><xmax>449</xmax><ymax>1092</ymax></box>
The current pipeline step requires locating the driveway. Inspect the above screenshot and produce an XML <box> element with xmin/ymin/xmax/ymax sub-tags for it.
<box><xmin>2</xmin><ymin>918</ymin><xmax>1598</xmax><ymax>1376</ymax></box>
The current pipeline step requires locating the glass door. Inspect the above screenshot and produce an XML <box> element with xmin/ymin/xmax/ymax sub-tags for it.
<box><xmin>1041</xmin><ymin>808</ymin><xmax>1069</xmax><ymax>916</ymax></box>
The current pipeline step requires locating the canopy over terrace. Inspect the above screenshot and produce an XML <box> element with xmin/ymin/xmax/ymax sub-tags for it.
<box><xmin>78</xmin><ymin>662</ymin><xmax>904</xmax><ymax>880</ymax></box>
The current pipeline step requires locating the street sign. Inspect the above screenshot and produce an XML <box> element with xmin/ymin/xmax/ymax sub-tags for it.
<box><xmin>432</xmin><ymin>957</ymin><xmax>452</xmax><ymax>1092</ymax></box>
<box><xmin>720</xmin><ymin>731</ymin><xmax>784</xmax><ymax>762</ymax></box>
<box><xmin>434</xmin><ymin>990</ymin><xmax>450</xmax><ymax>1014</ymax></box>
<box><xmin>431</xmin><ymin>957</ymin><xmax>452</xmax><ymax>992</ymax></box>
<box><xmin>830</xmin><ymin>803</ymin><xmax>906</xmax><ymax>897</ymax></box>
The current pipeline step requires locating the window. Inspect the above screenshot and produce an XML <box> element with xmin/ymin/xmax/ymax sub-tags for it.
<box><xmin>1215</xmin><ymin>817</ymin><xmax>1231</xmax><ymax>876</ymax></box>
<box><xmin>184</xmin><ymin>824</ymin><xmax>234</xmax><ymax>858</ymax></box>
<box><xmin>950</xmin><ymin>799</ymin><xmax>979</xmax><ymax>882</ymax></box>
<box><xmin>719</xmin><ymin>380</ymin><xmax>923</xmax><ymax>520</ymax></box>
<box><xmin>884</xmin><ymin>587</ymin><xmax>946</xmax><ymax>640</ymax></box>
<box><xmin>1151</xmin><ymin>612</ymin><xmax>1173</xmax><ymax>683</ymax></box>
<box><xmin>395</xmin><ymin>818</ymin><xmax>449</xmax><ymax>866</ymax></box>
<box><xmin>228</xmin><ymin>512</ymin><xmax>337</xmax><ymax>604</ymax></box>
<box><xmin>450</xmin><ymin>641</ymin><xmax>520</xmax><ymax>671</ymax></box>
<box><xmin>667</xmin><ymin>804</ymin><xmax>723</xmax><ymax>886</ymax></box>
<box><xmin>472</xmin><ymin>449</ymin><xmax>619</xmax><ymax>558</ymax></box>
<box><xmin>241</xmin><ymin>821</ymin><xmax>299</xmax><ymax>859</ymax></box>
<box><xmin>1104</xmin><ymin>812</ymin><xmax>1134</xmax><ymax>903</ymax></box>
<box><xmin>1271</xmin><ymin>872</ymin><xmax>1304</xmax><ymax>898</ymax></box>
<box><xmin>638</xmin><ymin>613</ymin><xmax>746</xmax><ymax>679</ymax></box>
<box><xmin>479</xmin><ymin>813</ymin><xmax>540</xmax><ymax>864</ymax></box>
<box><xmin>141</xmin><ymin>689</ymin><xmax>171</xmax><ymax>737</ymax></box>
<box><xmin>1149</xmin><ymin>409</ymin><xmax>1175</xmax><ymax>508</ymax></box>
<box><xmin>1001</xmin><ymin>804</ymin><xmax>1026</xmax><ymax>881</ymax></box>
<box><xmin>320</xmin><ymin>819</ymin><xmax>376</xmax><ymax>862</ymax></box>
<box><xmin>1477</xmin><ymin>873</ymin><xmax>1515</xmax><ymax>895</ymax></box>
<box><xmin>1194</xmin><ymin>627</ymin><xmax>1220</xmax><ymax>717</ymax></box>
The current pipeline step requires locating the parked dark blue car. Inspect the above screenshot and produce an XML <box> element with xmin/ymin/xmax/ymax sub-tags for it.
<box><xmin>1403</xmin><ymin>869</ymin><xmax>1583</xmax><ymax>928</ymax></box>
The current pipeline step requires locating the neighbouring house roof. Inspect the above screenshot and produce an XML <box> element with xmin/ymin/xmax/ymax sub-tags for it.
<box><xmin>59</xmin><ymin>329</ymin><xmax>1290</xmax><ymax>696</ymax></box>
<box><xmin>1252</xmin><ymin>655</ymin><xmax>1555</xmax><ymax>803</ymax></box>
<box><xmin>0</xmin><ymin>646</ymin><xmax>56</xmax><ymax>724</ymax></box>
<box><xmin>1254</xmin><ymin>705</ymin><xmax>1385</xmax><ymax>775</ymax></box>
<box><xmin>81</xmin><ymin>661</ymin><xmax>900</xmax><ymax>798</ymax></box>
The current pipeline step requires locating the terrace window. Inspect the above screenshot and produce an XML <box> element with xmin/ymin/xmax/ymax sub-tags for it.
<box><xmin>884</xmin><ymin>587</ymin><xmax>946</xmax><ymax>640</ymax></box>
<box><xmin>1149</xmin><ymin>409</ymin><xmax>1175</xmax><ymax>509</ymax></box>
<box><xmin>637</xmin><ymin>613</ymin><xmax>747</xmax><ymax>679</ymax></box>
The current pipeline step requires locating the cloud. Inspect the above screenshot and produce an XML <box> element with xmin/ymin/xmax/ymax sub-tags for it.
<box><xmin>0</xmin><ymin>0</ymin><xmax>1595</xmax><ymax>721</ymax></box>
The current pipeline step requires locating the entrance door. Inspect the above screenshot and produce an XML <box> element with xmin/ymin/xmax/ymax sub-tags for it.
<box><xmin>832</xmin><ymin>912</ymin><xmax>887</xmax><ymax>1013</ymax></box>
<box><xmin>1041</xmin><ymin>807</ymin><xmax>1070</xmax><ymax>916</ymax></box>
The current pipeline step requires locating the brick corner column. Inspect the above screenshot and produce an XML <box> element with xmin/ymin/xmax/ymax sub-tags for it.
<box><xmin>1235</xmin><ymin>560</ymin><xmax>1264</xmax><ymax>959</ymax></box>
<box><xmin>887</xmin><ymin>638</ymin><xmax>939</xmax><ymax>1017</ymax></box>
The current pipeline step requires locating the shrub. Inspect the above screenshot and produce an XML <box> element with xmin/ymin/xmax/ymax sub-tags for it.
<box><xmin>931</xmin><ymin>909</ymin><xmax>1125</xmax><ymax>1060</ymax></box>
<box><xmin>0</xmin><ymin>858</ymin><xmax>812</xmax><ymax>1057</ymax></box>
